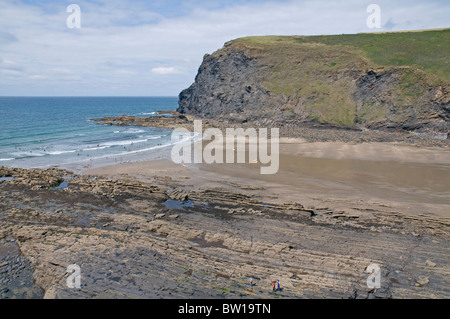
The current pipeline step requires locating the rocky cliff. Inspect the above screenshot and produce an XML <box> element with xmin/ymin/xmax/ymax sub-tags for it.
<box><xmin>178</xmin><ymin>29</ymin><xmax>450</xmax><ymax>133</ymax></box>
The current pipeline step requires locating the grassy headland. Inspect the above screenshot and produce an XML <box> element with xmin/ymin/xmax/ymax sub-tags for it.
<box><xmin>219</xmin><ymin>29</ymin><xmax>449</xmax><ymax>126</ymax></box>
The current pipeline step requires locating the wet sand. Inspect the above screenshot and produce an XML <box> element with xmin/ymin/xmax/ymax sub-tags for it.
<box><xmin>87</xmin><ymin>141</ymin><xmax>450</xmax><ymax>218</ymax></box>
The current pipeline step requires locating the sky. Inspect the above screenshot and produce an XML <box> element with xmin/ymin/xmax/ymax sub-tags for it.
<box><xmin>0</xmin><ymin>0</ymin><xmax>449</xmax><ymax>96</ymax></box>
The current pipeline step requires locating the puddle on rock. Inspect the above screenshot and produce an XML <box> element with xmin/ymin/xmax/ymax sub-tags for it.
<box><xmin>51</xmin><ymin>181</ymin><xmax>69</xmax><ymax>190</ymax></box>
<box><xmin>258</xmin><ymin>202</ymin><xmax>276</xmax><ymax>208</ymax></box>
<box><xmin>162</xmin><ymin>199</ymin><xmax>195</xmax><ymax>210</ymax></box>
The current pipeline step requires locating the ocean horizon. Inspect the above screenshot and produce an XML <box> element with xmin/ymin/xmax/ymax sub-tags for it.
<box><xmin>0</xmin><ymin>96</ymin><xmax>180</xmax><ymax>171</ymax></box>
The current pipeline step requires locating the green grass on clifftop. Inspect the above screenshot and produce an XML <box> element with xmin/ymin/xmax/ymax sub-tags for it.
<box><xmin>233</xmin><ymin>29</ymin><xmax>450</xmax><ymax>82</ymax></box>
<box><xmin>299</xmin><ymin>29</ymin><xmax>450</xmax><ymax>83</ymax></box>
<box><xmin>226</xmin><ymin>29</ymin><xmax>449</xmax><ymax>125</ymax></box>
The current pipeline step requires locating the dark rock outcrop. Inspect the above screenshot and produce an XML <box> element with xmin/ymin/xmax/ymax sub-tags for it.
<box><xmin>179</xmin><ymin>51</ymin><xmax>274</xmax><ymax>122</ymax></box>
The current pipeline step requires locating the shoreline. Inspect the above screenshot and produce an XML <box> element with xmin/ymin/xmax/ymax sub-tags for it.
<box><xmin>4</xmin><ymin>110</ymin><xmax>447</xmax><ymax>175</ymax></box>
<box><xmin>92</xmin><ymin>112</ymin><xmax>450</xmax><ymax>148</ymax></box>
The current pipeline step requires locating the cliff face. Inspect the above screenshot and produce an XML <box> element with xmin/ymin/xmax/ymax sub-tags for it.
<box><xmin>178</xmin><ymin>30</ymin><xmax>450</xmax><ymax>133</ymax></box>
<box><xmin>178</xmin><ymin>50</ymin><xmax>281</xmax><ymax>121</ymax></box>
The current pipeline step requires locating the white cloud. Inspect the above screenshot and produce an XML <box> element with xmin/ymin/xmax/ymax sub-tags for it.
<box><xmin>0</xmin><ymin>58</ymin><xmax>23</xmax><ymax>71</ymax></box>
<box><xmin>151</xmin><ymin>67</ymin><xmax>180</xmax><ymax>75</ymax></box>
<box><xmin>29</xmin><ymin>74</ymin><xmax>47</xmax><ymax>80</ymax></box>
<box><xmin>0</xmin><ymin>69</ymin><xmax>22</xmax><ymax>77</ymax></box>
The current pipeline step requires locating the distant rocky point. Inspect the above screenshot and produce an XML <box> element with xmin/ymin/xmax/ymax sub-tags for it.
<box><xmin>92</xmin><ymin>111</ymin><xmax>192</xmax><ymax>130</ymax></box>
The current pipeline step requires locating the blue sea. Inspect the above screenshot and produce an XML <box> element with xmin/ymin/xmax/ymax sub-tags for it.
<box><xmin>0</xmin><ymin>97</ymin><xmax>180</xmax><ymax>171</ymax></box>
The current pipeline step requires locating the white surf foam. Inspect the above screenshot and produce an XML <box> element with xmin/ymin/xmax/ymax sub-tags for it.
<box><xmin>103</xmin><ymin>139</ymin><xmax>149</xmax><ymax>147</ymax></box>
<box><xmin>47</xmin><ymin>150</ymin><xmax>78</xmax><ymax>155</ymax></box>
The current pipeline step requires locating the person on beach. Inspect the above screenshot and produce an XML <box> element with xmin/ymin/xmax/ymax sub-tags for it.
<box><xmin>277</xmin><ymin>280</ymin><xmax>281</xmax><ymax>291</ymax></box>
<box><xmin>249</xmin><ymin>278</ymin><xmax>253</xmax><ymax>287</ymax></box>
<box><xmin>273</xmin><ymin>282</ymin><xmax>276</xmax><ymax>292</ymax></box>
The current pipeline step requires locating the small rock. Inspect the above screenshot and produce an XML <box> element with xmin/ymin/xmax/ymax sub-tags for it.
<box><xmin>425</xmin><ymin>260</ymin><xmax>436</xmax><ymax>267</ymax></box>
<box><xmin>415</xmin><ymin>276</ymin><xmax>429</xmax><ymax>287</ymax></box>
<box><xmin>155</xmin><ymin>213</ymin><xmax>166</xmax><ymax>219</ymax></box>
<box><xmin>0</xmin><ymin>287</ymin><xmax>9</xmax><ymax>294</ymax></box>
<box><xmin>373</xmin><ymin>288</ymin><xmax>392</xmax><ymax>299</ymax></box>
<box><xmin>168</xmin><ymin>214</ymin><xmax>179</xmax><ymax>220</ymax></box>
